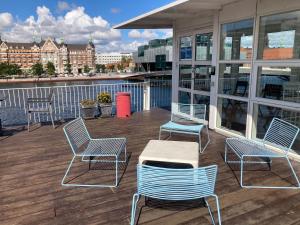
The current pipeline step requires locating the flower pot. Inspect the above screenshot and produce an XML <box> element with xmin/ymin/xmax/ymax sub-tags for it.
<box><xmin>80</xmin><ymin>104</ymin><xmax>98</xmax><ymax>119</ymax></box>
<box><xmin>99</xmin><ymin>103</ymin><xmax>113</xmax><ymax>117</ymax></box>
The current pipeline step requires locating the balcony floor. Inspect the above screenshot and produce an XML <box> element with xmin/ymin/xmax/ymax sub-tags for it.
<box><xmin>1</xmin><ymin>108</ymin><xmax>300</xmax><ymax>225</ymax></box>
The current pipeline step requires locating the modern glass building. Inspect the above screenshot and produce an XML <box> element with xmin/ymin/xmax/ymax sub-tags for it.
<box><xmin>115</xmin><ymin>0</ymin><xmax>300</xmax><ymax>154</ymax></box>
<box><xmin>133</xmin><ymin>38</ymin><xmax>173</xmax><ymax>71</ymax></box>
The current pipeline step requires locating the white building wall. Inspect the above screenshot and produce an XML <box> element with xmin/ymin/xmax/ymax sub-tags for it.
<box><xmin>95</xmin><ymin>53</ymin><xmax>132</xmax><ymax>65</ymax></box>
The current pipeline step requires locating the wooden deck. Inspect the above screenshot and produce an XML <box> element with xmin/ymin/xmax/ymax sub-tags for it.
<box><xmin>1</xmin><ymin>108</ymin><xmax>300</xmax><ymax>225</ymax></box>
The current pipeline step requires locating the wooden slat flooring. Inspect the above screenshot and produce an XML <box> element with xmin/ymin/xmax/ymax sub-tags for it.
<box><xmin>1</xmin><ymin>108</ymin><xmax>300</xmax><ymax>225</ymax></box>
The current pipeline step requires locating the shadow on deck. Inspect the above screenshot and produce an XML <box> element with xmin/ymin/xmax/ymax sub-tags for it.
<box><xmin>1</xmin><ymin>108</ymin><xmax>300</xmax><ymax>225</ymax></box>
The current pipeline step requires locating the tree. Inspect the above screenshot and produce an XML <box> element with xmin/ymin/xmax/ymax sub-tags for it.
<box><xmin>95</xmin><ymin>64</ymin><xmax>106</xmax><ymax>73</ymax></box>
<box><xmin>66</xmin><ymin>63</ymin><xmax>72</xmax><ymax>74</ymax></box>
<box><xmin>31</xmin><ymin>63</ymin><xmax>44</xmax><ymax>77</ymax></box>
<box><xmin>46</xmin><ymin>61</ymin><xmax>55</xmax><ymax>76</ymax></box>
<box><xmin>0</xmin><ymin>63</ymin><xmax>22</xmax><ymax>77</ymax></box>
<box><xmin>117</xmin><ymin>63</ymin><xmax>124</xmax><ymax>72</ymax></box>
<box><xmin>84</xmin><ymin>65</ymin><xmax>91</xmax><ymax>73</ymax></box>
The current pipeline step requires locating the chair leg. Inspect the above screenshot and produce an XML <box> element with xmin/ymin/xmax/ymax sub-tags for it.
<box><xmin>115</xmin><ymin>155</ymin><xmax>119</xmax><ymax>187</ymax></box>
<box><xmin>49</xmin><ymin>106</ymin><xmax>55</xmax><ymax>129</ymax></box>
<box><xmin>159</xmin><ymin>128</ymin><xmax>161</xmax><ymax>140</ymax></box>
<box><xmin>61</xmin><ymin>155</ymin><xmax>76</xmax><ymax>186</ymax></box>
<box><xmin>224</xmin><ymin>143</ymin><xmax>228</xmax><ymax>163</ymax></box>
<box><xmin>240</xmin><ymin>156</ymin><xmax>300</xmax><ymax>189</ymax></box>
<box><xmin>130</xmin><ymin>193</ymin><xmax>140</xmax><ymax>225</ymax></box>
<box><xmin>205</xmin><ymin>195</ymin><xmax>222</xmax><ymax>225</ymax></box>
<box><xmin>286</xmin><ymin>157</ymin><xmax>300</xmax><ymax>188</ymax></box>
<box><xmin>27</xmin><ymin>112</ymin><xmax>31</xmax><ymax>132</ymax></box>
<box><xmin>200</xmin><ymin>125</ymin><xmax>210</xmax><ymax>153</ymax></box>
<box><xmin>214</xmin><ymin>195</ymin><xmax>222</xmax><ymax>225</ymax></box>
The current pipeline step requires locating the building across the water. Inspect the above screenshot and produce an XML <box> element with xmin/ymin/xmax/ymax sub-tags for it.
<box><xmin>95</xmin><ymin>52</ymin><xmax>132</xmax><ymax>65</ymax></box>
<box><xmin>133</xmin><ymin>38</ymin><xmax>173</xmax><ymax>72</ymax></box>
<box><xmin>0</xmin><ymin>37</ymin><xmax>95</xmax><ymax>75</ymax></box>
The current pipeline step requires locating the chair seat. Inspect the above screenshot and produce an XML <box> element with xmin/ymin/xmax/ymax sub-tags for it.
<box><xmin>160</xmin><ymin>121</ymin><xmax>203</xmax><ymax>133</ymax></box>
<box><xmin>81</xmin><ymin>138</ymin><xmax>126</xmax><ymax>157</ymax></box>
<box><xmin>226</xmin><ymin>138</ymin><xmax>284</xmax><ymax>158</ymax></box>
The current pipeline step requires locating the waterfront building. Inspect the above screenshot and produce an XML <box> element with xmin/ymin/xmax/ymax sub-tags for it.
<box><xmin>133</xmin><ymin>38</ymin><xmax>173</xmax><ymax>71</ymax></box>
<box><xmin>95</xmin><ymin>52</ymin><xmax>132</xmax><ymax>65</ymax></box>
<box><xmin>0</xmin><ymin>37</ymin><xmax>95</xmax><ymax>74</ymax></box>
<box><xmin>115</xmin><ymin>0</ymin><xmax>300</xmax><ymax>155</ymax></box>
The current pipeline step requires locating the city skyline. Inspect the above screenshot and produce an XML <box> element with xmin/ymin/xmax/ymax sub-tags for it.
<box><xmin>0</xmin><ymin>0</ymin><xmax>173</xmax><ymax>53</ymax></box>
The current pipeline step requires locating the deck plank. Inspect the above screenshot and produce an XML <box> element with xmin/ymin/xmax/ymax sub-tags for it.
<box><xmin>1</xmin><ymin>108</ymin><xmax>300</xmax><ymax>225</ymax></box>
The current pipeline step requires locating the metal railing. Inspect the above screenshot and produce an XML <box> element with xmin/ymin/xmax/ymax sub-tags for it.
<box><xmin>0</xmin><ymin>80</ymin><xmax>172</xmax><ymax>126</ymax></box>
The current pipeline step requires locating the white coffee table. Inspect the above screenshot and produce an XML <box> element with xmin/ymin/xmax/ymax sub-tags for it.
<box><xmin>139</xmin><ymin>140</ymin><xmax>199</xmax><ymax>168</ymax></box>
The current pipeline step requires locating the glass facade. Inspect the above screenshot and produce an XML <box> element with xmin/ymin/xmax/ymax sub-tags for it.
<box><xmin>179</xmin><ymin>91</ymin><xmax>191</xmax><ymax>104</ymax></box>
<box><xmin>194</xmin><ymin>94</ymin><xmax>210</xmax><ymax>120</ymax></box>
<box><xmin>194</xmin><ymin>65</ymin><xmax>212</xmax><ymax>92</ymax></box>
<box><xmin>179</xmin><ymin>65</ymin><xmax>192</xmax><ymax>89</ymax></box>
<box><xmin>258</xmin><ymin>10</ymin><xmax>300</xmax><ymax>60</ymax></box>
<box><xmin>195</xmin><ymin>33</ymin><xmax>213</xmax><ymax>61</ymax></box>
<box><xmin>218</xmin><ymin>63</ymin><xmax>250</xmax><ymax>97</ymax></box>
<box><xmin>180</xmin><ymin>36</ymin><xmax>192</xmax><ymax>60</ymax></box>
<box><xmin>217</xmin><ymin>98</ymin><xmax>248</xmax><ymax>135</ymax></box>
<box><xmin>257</xmin><ymin>66</ymin><xmax>300</xmax><ymax>103</ymax></box>
<box><xmin>220</xmin><ymin>19</ymin><xmax>254</xmax><ymax>60</ymax></box>
<box><xmin>254</xmin><ymin>104</ymin><xmax>300</xmax><ymax>152</ymax></box>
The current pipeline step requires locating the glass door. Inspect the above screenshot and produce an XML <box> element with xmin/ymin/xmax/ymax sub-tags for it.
<box><xmin>178</xmin><ymin>31</ymin><xmax>213</xmax><ymax>120</ymax></box>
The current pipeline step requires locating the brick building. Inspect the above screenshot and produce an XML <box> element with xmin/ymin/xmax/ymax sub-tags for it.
<box><xmin>0</xmin><ymin>37</ymin><xmax>95</xmax><ymax>74</ymax></box>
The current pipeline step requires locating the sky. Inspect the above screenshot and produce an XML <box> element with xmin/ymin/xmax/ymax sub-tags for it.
<box><xmin>0</xmin><ymin>0</ymin><xmax>174</xmax><ymax>53</ymax></box>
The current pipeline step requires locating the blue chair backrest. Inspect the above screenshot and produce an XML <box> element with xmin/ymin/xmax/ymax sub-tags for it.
<box><xmin>137</xmin><ymin>164</ymin><xmax>217</xmax><ymax>201</ymax></box>
<box><xmin>63</xmin><ymin>117</ymin><xmax>91</xmax><ymax>154</ymax></box>
<box><xmin>171</xmin><ymin>103</ymin><xmax>207</xmax><ymax>124</ymax></box>
<box><xmin>263</xmin><ymin>118</ymin><xmax>300</xmax><ymax>152</ymax></box>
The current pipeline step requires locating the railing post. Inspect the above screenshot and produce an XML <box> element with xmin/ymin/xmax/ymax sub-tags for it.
<box><xmin>143</xmin><ymin>80</ymin><xmax>151</xmax><ymax>111</ymax></box>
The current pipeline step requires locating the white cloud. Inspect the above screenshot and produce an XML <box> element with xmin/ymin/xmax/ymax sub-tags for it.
<box><xmin>0</xmin><ymin>6</ymin><xmax>173</xmax><ymax>53</ymax></box>
<box><xmin>1</xmin><ymin>6</ymin><xmax>121</xmax><ymax>51</ymax></box>
<box><xmin>0</xmin><ymin>13</ymin><xmax>14</xmax><ymax>30</ymax></box>
<box><xmin>57</xmin><ymin>1</ymin><xmax>72</xmax><ymax>12</ymax></box>
<box><xmin>111</xmin><ymin>8</ymin><xmax>120</xmax><ymax>14</ymax></box>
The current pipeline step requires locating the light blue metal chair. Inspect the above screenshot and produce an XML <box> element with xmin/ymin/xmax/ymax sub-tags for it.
<box><xmin>62</xmin><ymin>117</ymin><xmax>126</xmax><ymax>187</ymax></box>
<box><xmin>159</xmin><ymin>103</ymin><xmax>210</xmax><ymax>153</ymax></box>
<box><xmin>130</xmin><ymin>164</ymin><xmax>221</xmax><ymax>225</ymax></box>
<box><xmin>225</xmin><ymin>117</ymin><xmax>300</xmax><ymax>189</ymax></box>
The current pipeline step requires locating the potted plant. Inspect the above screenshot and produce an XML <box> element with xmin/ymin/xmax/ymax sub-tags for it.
<box><xmin>80</xmin><ymin>99</ymin><xmax>98</xmax><ymax>119</ymax></box>
<box><xmin>97</xmin><ymin>92</ymin><xmax>113</xmax><ymax>117</ymax></box>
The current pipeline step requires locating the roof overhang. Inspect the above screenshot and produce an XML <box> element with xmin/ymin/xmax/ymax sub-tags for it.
<box><xmin>114</xmin><ymin>0</ymin><xmax>237</xmax><ymax>29</ymax></box>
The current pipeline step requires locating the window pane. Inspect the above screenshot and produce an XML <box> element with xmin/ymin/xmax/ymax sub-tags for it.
<box><xmin>258</xmin><ymin>10</ymin><xmax>300</xmax><ymax>60</ymax></box>
<box><xmin>179</xmin><ymin>91</ymin><xmax>191</xmax><ymax>104</ymax></box>
<box><xmin>218</xmin><ymin>63</ymin><xmax>250</xmax><ymax>97</ymax></box>
<box><xmin>180</xmin><ymin>36</ymin><xmax>192</xmax><ymax>60</ymax></box>
<box><xmin>179</xmin><ymin>65</ymin><xmax>192</xmax><ymax>89</ymax></box>
<box><xmin>195</xmin><ymin>33</ymin><xmax>213</xmax><ymax>60</ymax></box>
<box><xmin>257</xmin><ymin>66</ymin><xmax>300</xmax><ymax>103</ymax></box>
<box><xmin>194</xmin><ymin>94</ymin><xmax>210</xmax><ymax>120</ymax></box>
<box><xmin>220</xmin><ymin>19</ymin><xmax>254</xmax><ymax>60</ymax></box>
<box><xmin>217</xmin><ymin>98</ymin><xmax>247</xmax><ymax>135</ymax></box>
<box><xmin>254</xmin><ymin>104</ymin><xmax>300</xmax><ymax>152</ymax></box>
<box><xmin>194</xmin><ymin>66</ymin><xmax>212</xmax><ymax>92</ymax></box>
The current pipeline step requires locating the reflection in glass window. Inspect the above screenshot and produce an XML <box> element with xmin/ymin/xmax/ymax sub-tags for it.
<box><xmin>179</xmin><ymin>91</ymin><xmax>191</xmax><ymax>104</ymax></box>
<box><xmin>258</xmin><ymin>10</ymin><xmax>300</xmax><ymax>60</ymax></box>
<box><xmin>217</xmin><ymin>98</ymin><xmax>248</xmax><ymax>135</ymax></box>
<box><xmin>194</xmin><ymin>66</ymin><xmax>212</xmax><ymax>92</ymax></box>
<box><xmin>195</xmin><ymin>33</ymin><xmax>213</xmax><ymax>60</ymax></box>
<box><xmin>254</xmin><ymin>104</ymin><xmax>300</xmax><ymax>151</ymax></box>
<box><xmin>220</xmin><ymin>19</ymin><xmax>254</xmax><ymax>60</ymax></box>
<box><xmin>257</xmin><ymin>66</ymin><xmax>300</xmax><ymax>103</ymax></box>
<box><xmin>179</xmin><ymin>65</ymin><xmax>192</xmax><ymax>89</ymax></box>
<box><xmin>194</xmin><ymin>94</ymin><xmax>210</xmax><ymax>120</ymax></box>
<box><xmin>180</xmin><ymin>36</ymin><xmax>192</xmax><ymax>60</ymax></box>
<box><xmin>218</xmin><ymin>64</ymin><xmax>250</xmax><ymax>97</ymax></box>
